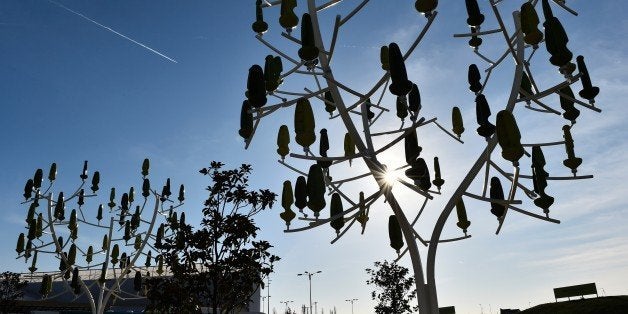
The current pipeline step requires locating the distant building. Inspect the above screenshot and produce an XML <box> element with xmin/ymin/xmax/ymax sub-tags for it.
<box><xmin>3</xmin><ymin>268</ymin><xmax>263</xmax><ymax>314</ymax></box>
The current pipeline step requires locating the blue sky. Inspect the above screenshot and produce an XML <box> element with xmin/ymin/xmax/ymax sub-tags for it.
<box><xmin>1</xmin><ymin>1</ymin><xmax>627</xmax><ymax>313</ymax></box>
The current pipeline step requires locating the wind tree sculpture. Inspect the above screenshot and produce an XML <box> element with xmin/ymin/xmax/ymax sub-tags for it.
<box><xmin>239</xmin><ymin>0</ymin><xmax>601</xmax><ymax>313</ymax></box>
<box><xmin>15</xmin><ymin>159</ymin><xmax>185</xmax><ymax>314</ymax></box>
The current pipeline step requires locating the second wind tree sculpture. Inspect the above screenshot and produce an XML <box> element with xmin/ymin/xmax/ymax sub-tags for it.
<box><xmin>238</xmin><ymin>1</ymin><xmax>601</xmax><ymax>313</ymax></box>
<box><xmin>15</xmin><ymin>159</ymin><xmax>185</xmax><ymax>314</ymax></box>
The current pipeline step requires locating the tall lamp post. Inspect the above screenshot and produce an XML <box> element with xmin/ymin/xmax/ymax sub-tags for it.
<box><xmin>345</xmin><ymin>299</ymin><xmax>358</xmax><ymax>314</ymax></box>
<box><xmin>297</xmin><ymin>270</ymin><xmax>322</xmax><ymax>314</ymax></box>
<box><xmin>280</xmin><ymin>300</ymin><xmax>294</xmax><ymax>313</ymax></box>
<box><xmin>267</xmin><ymin>278</ymin><xmax>272</xmax><ymax>314</ymax></box>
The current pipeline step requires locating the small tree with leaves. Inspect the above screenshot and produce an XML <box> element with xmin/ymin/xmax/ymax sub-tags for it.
<box><xmin>144</xmin><ymin>275</ymin><xmax>202</xmax><ymax>313</ymax></box>
<box><xmin>15</xmin><ymin>159</ymin><xmax>184</xmax><ymax>314</ymax></box>
<box><xmin>366</xmin><ymin>261</ymin><xmax>418</xmax><ymax>314</ymax></box>
<box><xmin>238</xmin><ymin>1</ymin><xmax>602</xmax><ymax>313</ymax></box>
<box><xmin>147</xmin><ymin>162</ymin><xmax>279</xmax><ymax>314</ymax></box>
<box><xmin>0</xmin><ymin>271</ymin><xmax>28</xmax><ymax>301</ymax></box>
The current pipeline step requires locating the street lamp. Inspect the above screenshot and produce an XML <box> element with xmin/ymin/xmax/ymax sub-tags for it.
<box><xmin>297</xmin><ymin>270</ymin><xmax>322</xmax><ymax>314</ymax></box>
<box><xmin>280</xmin><ymin>300</ymin><xmax>294</xmax><ymax>313</ymax></box>
<box><xmin>313</xmin><ymin>301</ymin><xmax>318</xmax><ymax>314</ymax></box>
<box><xmin>345</xmin><ymin>298</ymin><xmax>357</xmax><ymax>314</ymax></box>
<box><xmin>266</xmin><ymin>278</ymin><xmax>272</xmax><ymax>314</ymax></box>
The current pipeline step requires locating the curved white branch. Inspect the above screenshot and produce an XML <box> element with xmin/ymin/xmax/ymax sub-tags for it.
<box><xmin>516</xmin><ymin>73</ymin><xmax>582</xmax><ymax>104</ymax></box>
<box><xmin>287</xmin><ymin>191</ymin><xmax>382</xmax><ymax>233</ymax></box>
<box><xmin>396</xmin><ymin>178</ymin><xmax>434</xmax><ymax>200</ymax></box>
<box><xmin>505</xmin><ymin>173</ymin><xmax>593</xmax><ymax>181</ymax></box>
<box><xmin>371</xmin><ymin>117</ymin><xmax>430</xmax><ymax>136</ymax></box>
<box><xmin>496</xmin><ymin>165</ymin><xmax>520</xmax><ymax>235</ymax></box>
<box><xmin>556</xmin><ymin>90</ymin><xmax>602</xmax><ymax>113</ymax></box>
<box><xmin>339</xmin><ymin>0</ymin><xmax>369</xmax><ymax>26</ymax></box>
<box><xmin>489</xmin><ymin>160</ymin><xmax>536</xmax><ymax>198</ymax></box>
<box><xmin>463</xmin><ymin>192</ymin><xmax>522</xmax><ymax>205</ymax></box>
<box><xmin>453</xmin><ymin>28</ymin><xmax>502</xmax><ymax>37</ymax></box>
<box><xmin>433</xmin><ymin>121</ymin><xmax>465</xmax><ymax>144</ymax></box>
<box><xmin>508</xmin><ymin>204</ymin><xmax>561</xmax><ymax>224</ymax></box>
<box><xmin>256</xmin><ymin>35</ymin><xmax>301</xmax><ymax>66</ymax></box>
<box><xmin>552</xmin><ymin>0</ymin><xmax>578</xmax><ymax>16</ymax></box>
<box><xmin>521</xmin><ymin>141</ymin><xmax>565</xmax><ymax>147</ymax></box>
<box><xmin>317</xmin><ymin>0</ymin><xmax>343</xmax><ymax>12</ymax></box>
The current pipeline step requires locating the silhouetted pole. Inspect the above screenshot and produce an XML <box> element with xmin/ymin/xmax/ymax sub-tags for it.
<box><xmin>344</xmin><ymin>299</ymin><xmax>357</xmax><ymax>314</ymax></box>
<box><xmin>267</xmin><ymin>278</ymin><xmax>271</xmax><ymax>314</ymax></box>
<box><xmin>281</xmin><ymin>300</ymin><xmax>294</xmax><ymax>313</ymax></box>
<box><xmin>297</xmin><ymin>270</ymin><xmax>321</xmax><ymax>314</ymax></box>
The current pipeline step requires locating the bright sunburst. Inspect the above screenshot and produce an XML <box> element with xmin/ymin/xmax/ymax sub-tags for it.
<box><xmin>383</xmin><ymin>169</ymin><xmax>399</xmax><ymax>185</ymax></box>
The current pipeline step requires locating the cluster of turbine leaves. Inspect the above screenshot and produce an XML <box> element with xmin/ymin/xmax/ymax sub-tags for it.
<box><xmin>17</xmin><ymin>159</ymin><xmax>185</xmax><ymax>298</ymax></box>
<box><xmin>459</xmin><ymin>0</ymin><xmax>486</xmax><ymax>49</ymax></box>
<box><xmin>385</xmin><ymin>42</ymin><xmax>446</xmax><ymax>197</ymax></box>
<box><xmin>539</xmin><ymin>0</ymin><xmax>602</xmax><ymax>100</ymax></box>
<box><xmin>242</xmin><ymin>5</ymin><xmax>328</xmax><ymax>145</ymax></box>
<box><xmin>245</xmin><ymin>1</ymin><xmax>366</xmax><ymax>234</ymax></box>
<box><xmin>531</xmin><ymin>146</ymin><xmax>554</xmax><ymax>214</ymax></box>
<box><xmin>252</xmin><ymin>0</ymin><xmax>299</xmax><ymax>35</ymax></box>
<box><xmin>283</xmin><ymin>39</ymin><xmax>452</xmax><ymax>242</ymax></box>
<box><xmin>459</xmin><ymin>0</ymin><xmax>598</xmax><ymax>223</ymax></box>
<box><xmin>245</xmin><ymin>1</ymin><xmax>460</xmax><ymax>249</ymax></box>
<box><xmin>405</xmin><ymin>0</ymin><xmax>599</xmax><ymax>230</ymax></box>
<box><xmin>244</xmin><ymin>0</ymin><xmax>599</xmax><ymax>254</ymax></box>
<box><xmin>234</xmin><ymin>4</ymin><xmax>605</xmax><ymax>314</ymax></box>
<box><xmin>521</xmin><ymin>1</ymin><xmax>599</xmax><ymax>103</ymax></box>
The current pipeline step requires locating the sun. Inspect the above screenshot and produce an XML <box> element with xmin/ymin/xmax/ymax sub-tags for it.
<box><xmin>383</xmin><ymin>169</ymin><xmax>400</xmax><ymax>186</ymax></box>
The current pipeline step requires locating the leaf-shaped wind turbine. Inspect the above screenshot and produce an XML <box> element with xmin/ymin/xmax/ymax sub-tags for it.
<box><xmin>496</xmin><ymin>110</ymin><xmax>524</xmax><ymax>165</ymax></box>
<box><xmin>520</xmin><ymin>2</ymin><xmax>543</xmax><ymax>46</ymax></box>
<box><xmin>280</xmin><ymin>180</ymin><xmax>297</xmax><ymax>228</ymax></box>
<box><xmin>318</xmin><ymin>129</ymin><xmax>332</xmax><ymax>169</ymax></box>
<box><xmin>452</xmin><ymin>107</ymin><xmax>465</xmax><ymax>138</ymax></box>
<box><xmin>277</xmin><ymin>125</ymin><xmax>290</xmax><ymax>160</ymax></box>
<box><xmin>455</xmin><ymin>199</ymin><xmax>471</xmax><ymax>234</ymax></box>
<box><xmin>306</xmin><ymin>164</ymin><xmax>326</xmax><ymax>218</ymax></box>
<box><xmin>247</xmin><ymin>65</ymin><xmax>267</xmax><ymax>108</ymax></box>
<box><xmin>432</xmin><ymin>157</ymin><xmax>445</xmax><ymax>191</ymax></box>
<box><xmin>489</xmin><ymin>177</ymin><xmax>505</xmax><ymax>219</ymax></box>
<box><xmin>415</xmin><ymin>0</ymin><xmax>438</xmax><ymax>16</ymax></box>
<box><xmin>475</xmin><ymin>94</ymin><xmax>495</xmax><ymax>138</ymax></box>
<box><xmin>298</xmin><ymin>13</ymin><xmax>319</xmax><ymax>62</ymax></box>
<box><xmin>468</xmin><ymin>64</ymin><xmax>482</xmax><ymax>93</ymax></box>
<box><xmin>330</xmin><ymin>193</ymin><xmax>345</xmax><ymax>234</ymax></box>
<box><xmin>559</xmin><ymin>86</ymin><xmax>580</xmax><ymax>123</ymax></box>
<box><xmin>294</xmin><ymin>176</ymin><xmax>308</xmax><ymax>214</ymax></box>
<box><xmin>279</xmin><ymin>0</ymin><xmax>299</xmax><ymax>32</ymax></box>
<box><xmin>562</xmin><ymin>125</ymin><xmax>582</xmax><ymax>174</ymax></box>
<box><xmin>388</xmin><ymin>43</ymin><xmax>413</xmax><ymax>96</ymax></box>
<box><xmin>294</xmin><ymin>99</ymin><xmax>316</xmax><ymax>150</ymax></box>
<box><xmin>465</xmin><ymin>0</ymin><xmax>484</xmax><ymax>28</ymax></box>
<box><xmin>251</xmin><ymin>0</ymin><xmax>268</xmax><ymax>35</ymax></box>
<box><xmin>576</xmin><ymin>55</ymin><xmax>599</xmax><ymax>102</ymax></box>
<box><xmin>238</xmin><ymin>100</ymin><xmax>253</xmax><ymax>141</ymax></box>
<box><xmin>388</xmin><ymin>215</ymin><xmax>404</xmax><ymax>253</ymax></box>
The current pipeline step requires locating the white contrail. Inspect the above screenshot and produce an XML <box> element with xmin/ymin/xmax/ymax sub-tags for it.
<box><xmin>46</xmin><ymin>0</ymin><xmax>178</xmax><ymax>63</ymax></box>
